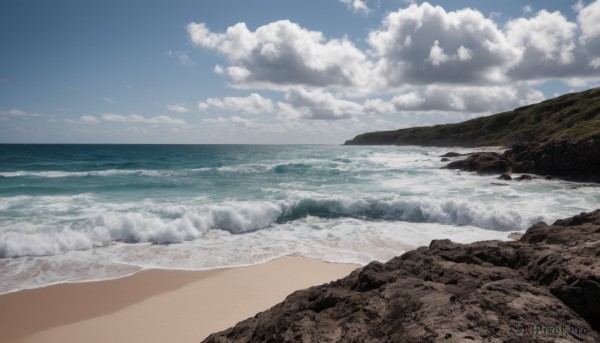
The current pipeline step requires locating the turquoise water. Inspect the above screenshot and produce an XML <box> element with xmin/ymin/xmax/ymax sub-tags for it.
<box><xmin>1</xmin><ymin>144</ymin><xmax>599</xmax><ymax>293</ymax></box>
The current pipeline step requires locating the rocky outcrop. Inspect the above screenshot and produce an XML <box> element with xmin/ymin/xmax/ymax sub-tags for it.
<box><xmin>507</xmin><ymin>139</ymin><xmax>600</xmax><ymax>177</ymax></box>
<box><xmin>445</xmin><ymin>139</ymin><xmax>600</xmax><ymax>179</ymax></box>
<box><xmin>204</xmin><ymin>210</ymin><xmax>600</xmax><ymax>343</ymax></box>
<box><xmin>445</xmin><ymin>152</ymin><xmax>510</xmax><ymax>174</ymax></box>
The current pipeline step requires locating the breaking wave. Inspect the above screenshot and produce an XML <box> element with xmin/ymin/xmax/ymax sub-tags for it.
<box><xmin>0</xmin><ymin>195</ymin><xmax>540</xmax><ymax>258</ymax></box>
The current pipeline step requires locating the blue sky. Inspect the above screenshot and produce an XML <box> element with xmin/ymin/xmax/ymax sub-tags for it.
<box><xmin>1</xmin><ymin>0</ymin><xmax>599</xmax><ymax>143</ymax></box>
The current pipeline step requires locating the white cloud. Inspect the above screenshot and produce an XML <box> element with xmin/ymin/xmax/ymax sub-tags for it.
<box><xmin>417</xmin><ymin>84</ymin><xmax>545</xmax><ymax>113</ymax></box>
<box><xmin>80</xmin><ymin>115</ymin><xmax>100</xmax><ymax>123</ymax></box>
<box><xmin>147</xmin><ymin>115</ymin><xmax>186</xmax><ymax>125</ymax></box>
<box><xmin>368</xmin><ymin>3</ymin><xmax>519</xmax><ymax>86</ymax></box>
<box><xmin>102</xmin><ymin>97</ymin><xmax>116</xmax><ymax>104</ymax></box>
<box><xmin>577</xmin><ymin>0</ymin><xmax>600</xmax><ymax>67</ymax></box>
<box><xmin>578</xmin><ymin>0</ymin><xmax>600</xmax><ymax>43</ymax></box>
<box><xmin>0</xmin><ymin>108</ymin><xmax>27</xmax><ymax>117</ymax></box>
<box><xmin>358</xmin><ymin>84</ymin><xmax>545</xmax><ymax>115</ymax></box>
<box><xmin>213</xmin><ymin>64</ymin><xmax>225</xmax><ymax>75</ymax></box>
<box><xmin>167</xmin><ymin>104</ymin><xmax>190</xmax><ymax>113</ymax></box>
<box><xmin>338</xmin><ymin>0</ymin><xmax>371</xmax><ymax>15</ymax></box>
<box><xmin>102</xmin><ymin>113</ymin><xmax>145</xmax><ymax>123</ymax></box>
<box><xmin>166</xmin><ymin>50</ymin><xmax>194</xmax><ymax>67</ymax></box>
<box><xmin>184</xmin><ymin>1</ymin><xmax>599</xmax><ymax>130</ymax></box>
<box><xmin>390</xmin><ymin>92</ymin><xmax>425</xmax><ymax>109</ymax></box>
<box><xmin>280</xmin><ymin>88</ymin><xmax>363</xmax><ymax>120</ymax></box>
<box><xmin>198</xmin><ymin>93</ymin><xmax>274</xmax><ymax>114</ymax></box>
<box><xmin>522</xmin><ymin>5</ymin><xmax>533</xmax><ymax>14</ymax></box>
<box><xmin>187</xmin><ymin>20</ymin><xmax>372</xmax><ymax>89</ymax></box>
<box><xmin>101</xmin><ymin>113</ymin><xmax>186</xmax><ymax>125</ymax></box>
<box><xmin>427</xmin><ymin>40</ymin><xmax>450</xmax><ymax>66</ymax></box>
<box><xmin>203</xmin><ymin>115</ymin><xmax>258</xmax><ymax>127</ymax></box>
<box><xmin>573</xmin><ymin>0</ymin><xmax>585</xmax><ymax>12</ymax></box>
<box><xmin>507</xmin><ymin>10</ymin><xmax>577</xmax><ymax>65</ymax></box>
<box><xmin>362</xmin><ymin>98</ymin><xmax>395</xmax><ymax>115</ymax></box>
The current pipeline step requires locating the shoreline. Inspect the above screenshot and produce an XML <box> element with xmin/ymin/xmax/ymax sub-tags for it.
<box><xmin>0</xmin><ymin>256</ymin><xmax>360</xmax><ymax>343</ymax></box>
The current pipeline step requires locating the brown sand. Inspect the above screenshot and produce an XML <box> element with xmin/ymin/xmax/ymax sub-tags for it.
<box><xmin>0</xmin><ymin>256</ymin><xmax>359</xmax><ymax>343</ymax></box>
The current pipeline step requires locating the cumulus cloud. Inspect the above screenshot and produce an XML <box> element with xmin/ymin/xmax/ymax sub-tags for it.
<box><xmin>504</xmin><ymin>10</ymin><xmax>586</xmax><ymax>79</ymax></box>
<box><xmin>578</xmin><ymin>0</ymin><xmax>600</xmax><ymax>66</ymax></box>
<box><xmin>416</xmin><ymin>84</ymin><xmax>544</xmax><ymax>113</ymax></box>
<box><xmin>338</xmin><ymin>0</ymin><xmax>370</xmax><ymax>14</ymax></box>
<box><xmin>167</xmin><ymin>104</ymin><xmax>190</xmax><ymax>113</ymax></box>
<box><xmin>187</xmin><ymin>20</ymin><xmax>372</xmax><ymax>89</ymax></box>
<box><xmin>189</xmin><ymin>2</ymin><xmax>600</xmax><ymax>92</ymax></box>
<box><xmin>362</xmin><ymin>84</ymin><xmax>544</xmax><ymax>115</ymax></box>
<box><xmin>198</xmin><ymin>93</ymin><xmax>274</xmax><ymax>114</ymax></box>
<box><xmin>186</xmin><ymin>1</ymin><xmax>600</xmax><ymax>130</ymax></box>
<box><xmin>368</xmin><ymin>3</ymin><xmax>519</xmax><ymax>86</ymax></box>
<box><xmin>390</xmin><ymin>92</ymin><xmax>425</xmax><ymax>110</ymax></box>
<box><xmin>579</xmin><ymin>0</ymin><xmax>600</xmax><ymax>43</ymax></box>
<box><xmin>279</xmin><ymin>88</ymin><xmax>363</xmax><ymax>120</ymax></box>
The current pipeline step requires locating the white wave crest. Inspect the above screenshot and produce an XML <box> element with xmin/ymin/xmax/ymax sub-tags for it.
<box><xmin>0</xmin><ymin>194</ymin><xmax>543</xmax><ymax>259</ymax></box>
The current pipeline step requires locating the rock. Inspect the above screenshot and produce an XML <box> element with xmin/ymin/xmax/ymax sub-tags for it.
<box><xmin>505</xmin><ymin>139</ymin><xmax>600</xmax><ymax>178</ymax></box>
<box><xmin>445</xmin><ymin>152</ymin><xmax>510</xmax><ymax>174</ymax></box>
<box><xmin>203</xmin><ymin>210</ymin><xmax>600</xmax><ymax>343</ymax></box>
<box><xmin>444</xmin><ymin>139</ymin><xmax>600</xmax><ymax>180</ymax></box>
<box><xmin>441</xmin><ymin>157</ymin><xmax>450</xmax><ymax>162</ymax></box>
<box><xmin>490</xmin><ymin>182</ymin><xmax>508</xmax><ymax>186</ymax></box>
<box><xmin>508</xmin><ymin>232</ymin><xmax>523</xmax><ymax>240</ymax></box>
<box><xmin>544</xmin><ymin>175</ymin><xmax>555</xmax><ymax>180</ymax></box>
<box><xmin>441</xmin><ymin>152</ymin><xmax>461</xmax><ymax>158</ymax></box>
<box><xmin>515</xmin><ymin>174</ymin><xmax>534</xmax><ymax>181</ymax></box>
<box><xmin>498</xmin><ymin>173</ymin><xmax>512</xmax><ymax>180</ymax></box>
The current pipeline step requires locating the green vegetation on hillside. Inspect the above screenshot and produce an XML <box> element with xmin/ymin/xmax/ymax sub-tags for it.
<box><xmin>345</xmin><ymin>88</ymin><xmax>600</xmax><ymax>147</ymax></box>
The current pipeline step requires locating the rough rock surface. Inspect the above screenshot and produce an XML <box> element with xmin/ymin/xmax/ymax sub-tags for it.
<box><xmin>203</xmin><ymin>210</ymin><xmax>600</xmax><ymax>343</ymax></box>
<box><xmin>507</xmin><ymin>139</ymin><xmax>600</xmax><ymax>177</ymax></box>
<box><xmin>445</xmin><ymin>152</ymin><xmax>510</xmax><ymax>174</ymax></box>
<box><xmin>445</xmin><ymin>139</ymin><xmax>600</xmax><ymax>179</ymax></box>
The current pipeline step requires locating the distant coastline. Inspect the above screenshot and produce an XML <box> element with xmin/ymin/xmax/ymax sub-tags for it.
<box><xmin>345</xmin><ymin>87</ymin><xmax>600</xmax><ymax>147</ymax></box>
<box><xmin>345</xmin><ymin>87</ymin><xmax>600</xmax><ymax>180</ymax></box>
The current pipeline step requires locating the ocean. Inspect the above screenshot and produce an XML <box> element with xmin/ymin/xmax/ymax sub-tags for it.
<box><xmin>1</xmin><ymin>144</ymin><xmax>598</xmax><ymax>294</ymax></box>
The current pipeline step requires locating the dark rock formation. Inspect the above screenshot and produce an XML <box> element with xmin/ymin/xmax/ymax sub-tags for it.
<box><xmin>498</xmin><ymin>173</ymin><xmax>512</xmax><ymax>181</ymax></box>
<box><xmin>445</xmin><ymin>152</ymin><xmax>510</xmax><ymax>174</ymax></box>
<box><xmin>444</xmin><ymin>139</ymin><xmax>600</xmax><ymax>180</ymax></box>
<box><xmin>204</xmin><ymin>210</ymin><xmax>600</xmax><ymax>343</ymax></box>
<box><xmin>507</xmin><ymin>139</ymin><xmax>600</xmax><ymax>177</ymax></box>
<box><xmin>441</xmin><ymin>152</ymin><xmax>461</xmax><ymax>158</ymax></box>
<box><xmin>441</xmin><ymin>157</ymin><xmax>450</xmax><ymax>162</ymax></box>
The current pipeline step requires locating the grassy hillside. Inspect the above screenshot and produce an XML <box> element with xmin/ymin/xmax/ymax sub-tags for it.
<box><xmin>345</xmin><ymin>88</ymin><xmax>600</xmax><ymax>147</ymax></box>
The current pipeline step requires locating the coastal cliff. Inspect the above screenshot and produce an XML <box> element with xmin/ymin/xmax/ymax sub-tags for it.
<box><xmin>204</xmin><ymin>210</ymin><xmax>600</xmax><ymax>342</ymax></box>
<box><xmin>344</xmin><ymin>88</ymin><xmax>600</xmax><ymax>147</ymax></box>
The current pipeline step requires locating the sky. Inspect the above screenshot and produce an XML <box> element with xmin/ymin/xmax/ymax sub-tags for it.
<box><xmin>1</xmin><ymin>0</ymin><xmax>600</xmax><ymax>144</ymax></box>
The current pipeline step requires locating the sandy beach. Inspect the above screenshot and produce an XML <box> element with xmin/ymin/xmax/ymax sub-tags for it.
<box><xmin>0</xmin><ymin>256</ymin><xmax>359</xmax><ymax>343</ymax></box>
